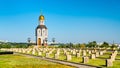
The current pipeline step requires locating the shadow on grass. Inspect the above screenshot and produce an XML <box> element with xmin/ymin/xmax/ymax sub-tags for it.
<box><xmin>97</xmin><ymin>57</ymin><xmax>108</xmax><ymax>59</ymax></box>
<box><xmin>0</xmin><ymin>51</ymin><xmax>13</xmax><ymax>55</ymax></box>
<box><xmin>100</xmin><ymin>65</ymin><xmax>106</xmax><ymax>67</ymax></box>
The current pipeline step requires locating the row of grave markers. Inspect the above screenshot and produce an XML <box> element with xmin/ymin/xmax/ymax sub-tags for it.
<box><xmin>1</xmin><ymin>48</ymin><xmax>118</xmax><ymax>67</ymax></box>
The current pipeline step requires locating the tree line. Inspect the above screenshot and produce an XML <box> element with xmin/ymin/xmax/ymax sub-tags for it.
<box><xmin>0</xmin><ymin>42</ymin><xmax>28</xmax><ymax>48</ymax></box>
<box><xmin>58</xmin><ymin>41</ymin><xmax>118</xmax><ymax>49</ymax></box>
<box><xmin>0</xmin><ymin>41</ymin><xmax>118</xmax><ymax>49</ymax></box>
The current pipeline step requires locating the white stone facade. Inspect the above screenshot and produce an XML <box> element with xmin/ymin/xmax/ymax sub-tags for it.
<box><xmin>36</xmin><ymin>15</ymin><xmax>48</xmax><ymax>46</ymax></box>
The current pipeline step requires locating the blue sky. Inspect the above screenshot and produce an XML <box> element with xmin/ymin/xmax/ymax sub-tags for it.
<box><xmin>0</xmin><ymin>0</ymin><xmax>120</xmax><ymax>43</ymax></box>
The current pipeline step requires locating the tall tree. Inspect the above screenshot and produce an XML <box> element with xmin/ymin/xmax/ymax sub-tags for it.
<box><xmin>27</xmin><ymin>38</ymin><xmax>31</xmax><ymax>43</ymax></box>
<box><xmin>52</xmin><ymin>38</ymin><xmax>55</xmax><ymax>43</ymax></box>
<box><xmin>27</xmin><ymin>37</ymin><xmax>31</xmax><ymax>47</ymax></box>
<box><xmin>100</xmin><ymin>42</ymin><xmax>109</xmax><ymax>48</ymax></box>
<box><xmin>80</xmin><ymin>44</ymin><xmax>86</xmax><ymax>49</ymax></box>
<box><xmin>87</xmin><ymin>41</ymin><xmax>97</xmax><ymax>48</ymax></box>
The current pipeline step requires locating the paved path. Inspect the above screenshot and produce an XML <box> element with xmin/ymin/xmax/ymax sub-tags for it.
<box><xmin>15</xmin><ymin>53</ymin><xmax>101</xmax><ymax>68</ymax></box>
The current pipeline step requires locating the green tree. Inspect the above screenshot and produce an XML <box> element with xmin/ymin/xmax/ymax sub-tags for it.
<box><xmin>111</xmin><ymin>44</ymin><xmax>118</xmax><ymax>50</ymax></box>
<box><xmin>80</xmin><ymin>44</ymin><xmax>86</xmax><ymax>49</ymax></box>
<box><xmin>73</xmin><ymin>43</ymin><xmax>81</xmax><ymax>48</ymax></box>
<box><xmin>52</xmin><ymin>38</ymin><xmax>55</xmax><ymax>43</ymax></box>
<box><xmin>100</xmin><ymin>42</ymin><xmax>109</xmax><ymax>48</ymax></box>
<box><xmin>87</xmin><ymin>41</ymin><xmax>97</xmax><ymax>48</ymax></box>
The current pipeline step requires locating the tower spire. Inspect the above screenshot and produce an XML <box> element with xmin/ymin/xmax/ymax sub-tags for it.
<box><xmin>39</xmin><ymin>10</ymin><xmax>45</xmax><ymax>25</ymax></box>
<box><xmin>36</xmin><ymin>11</ymin><xmax>48</xmax><ymax>46</ymax></box>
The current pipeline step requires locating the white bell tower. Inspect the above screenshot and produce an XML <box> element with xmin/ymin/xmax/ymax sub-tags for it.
<box><xmin>35</xmin><ymin>14</ymin><xmax>48</xmax><ymax>46</ymax></box>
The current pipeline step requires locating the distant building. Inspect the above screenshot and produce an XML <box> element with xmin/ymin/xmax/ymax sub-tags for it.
<box><xmin>97</xmin><ymin>42</ymin><xmax>103</xmax><ymax>46</ymax></box>
<box><xmin>35</xmin><ymin>14</ymin><xmax>48</xmax><ymax>46</ymax></box>
<box><xmin>118</xmin><ymin>44</ymin><xmax>120</xmax><ymax>48</ymax></box>
<box><xmin>0</xmin><ymin>40</ymin><xmax>8</xmax><ymax>43</ymax></box>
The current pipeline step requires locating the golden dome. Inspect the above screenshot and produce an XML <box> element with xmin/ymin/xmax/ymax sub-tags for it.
<box><xmin>39</xmin><ymin>15</ymin><xmax>44</xmax><ymax>20</ymax></box>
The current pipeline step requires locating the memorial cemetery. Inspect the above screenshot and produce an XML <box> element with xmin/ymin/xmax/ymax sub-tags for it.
<box><xmin>1</xmin><ymin>43</ymin><xmax>120</xmax><ymax>68</ymax></box>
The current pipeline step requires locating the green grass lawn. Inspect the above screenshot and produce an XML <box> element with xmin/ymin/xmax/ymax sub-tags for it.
<box><xmin>107</xmin><ymin>60</ymin><xmax>120</xmax><ymax>68</ymax></box>
<box><xmin>0</xmin><ymin>50</ymin><xmax>4</xmax><ymax>52</ymax></box>
<box><xmin>86</xmin><ymin>51</ymin><xmax>120</xmax><ymax>68</ymax></box>
<box><xmin>62</xmin><ymin>51</ymin><xmax>120</xmax><ymax>68</ymax></box>
<box><xmin>59</xmin><ymin>53</ymin><xmax>66</xmax><ymax>60</ymax></box>
<box><xmin>87</xmin><ymin>58</ymin><xmax>105</xmax><ymax>67</ymax></box>
<box><xmin>116</xmin><ymin>51</ymin><xmax>120</xmax><ymax>59</ymax></box>
<box><xmin>50</xmin><ymin>53</ymin><xmax>55</xmax><ymax>58</ymax></box>
<box><xmin>0</xmin><ymin>54</ymin><xmax>74</xmax><ymax>68</ymax></box>
<box><xmin>70</xmin><ymin>56</ymin><xmax>82</xmax><ymax>63</ymax></box>
<box><xmin>1</xmin><ymin>49</ymin><xmax>120</xmax><ymax>68</ymax></box>
<box><xmin>49</xmin><ymin>50</ymin><xmax>120</xmax><ymax>68</ymax></box>
<box><xmin>41</xmin><ymin>52</ymin><xmax>46</xmax><ymax>57</ymax></box>
<box><xmin>116</xmin><ymin>55</ymin><xmax>120</xmax><ymax>59</ymax></box>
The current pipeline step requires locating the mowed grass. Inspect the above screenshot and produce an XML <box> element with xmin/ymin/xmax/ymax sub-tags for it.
<box><xmin>0</xmin><ymin>50</ymin><xmax>5</xmax><ymax>52</ymax></box>
<box><xmin>6</xmin><ymin>50</ymin><xmax>119</xmax><ymax>68</ymax></box>
<box><xmin>56</xmin><ymin>51</ymin><xmax>120</xmax><ymax>68</ymax></box>
<box><xmin>87</xmin><ymin>51</ymin><xmax>120</xmax><ymax>68</ymax></box>
<box><xmin>44</xmin><ymin>50</ymin><xmax>120</xmax><ymax>68</ymax></box>
<box><xmin>0</xmin><ymin>54</ymin><xmax>74</xmax><ymax>68</ymax></box>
